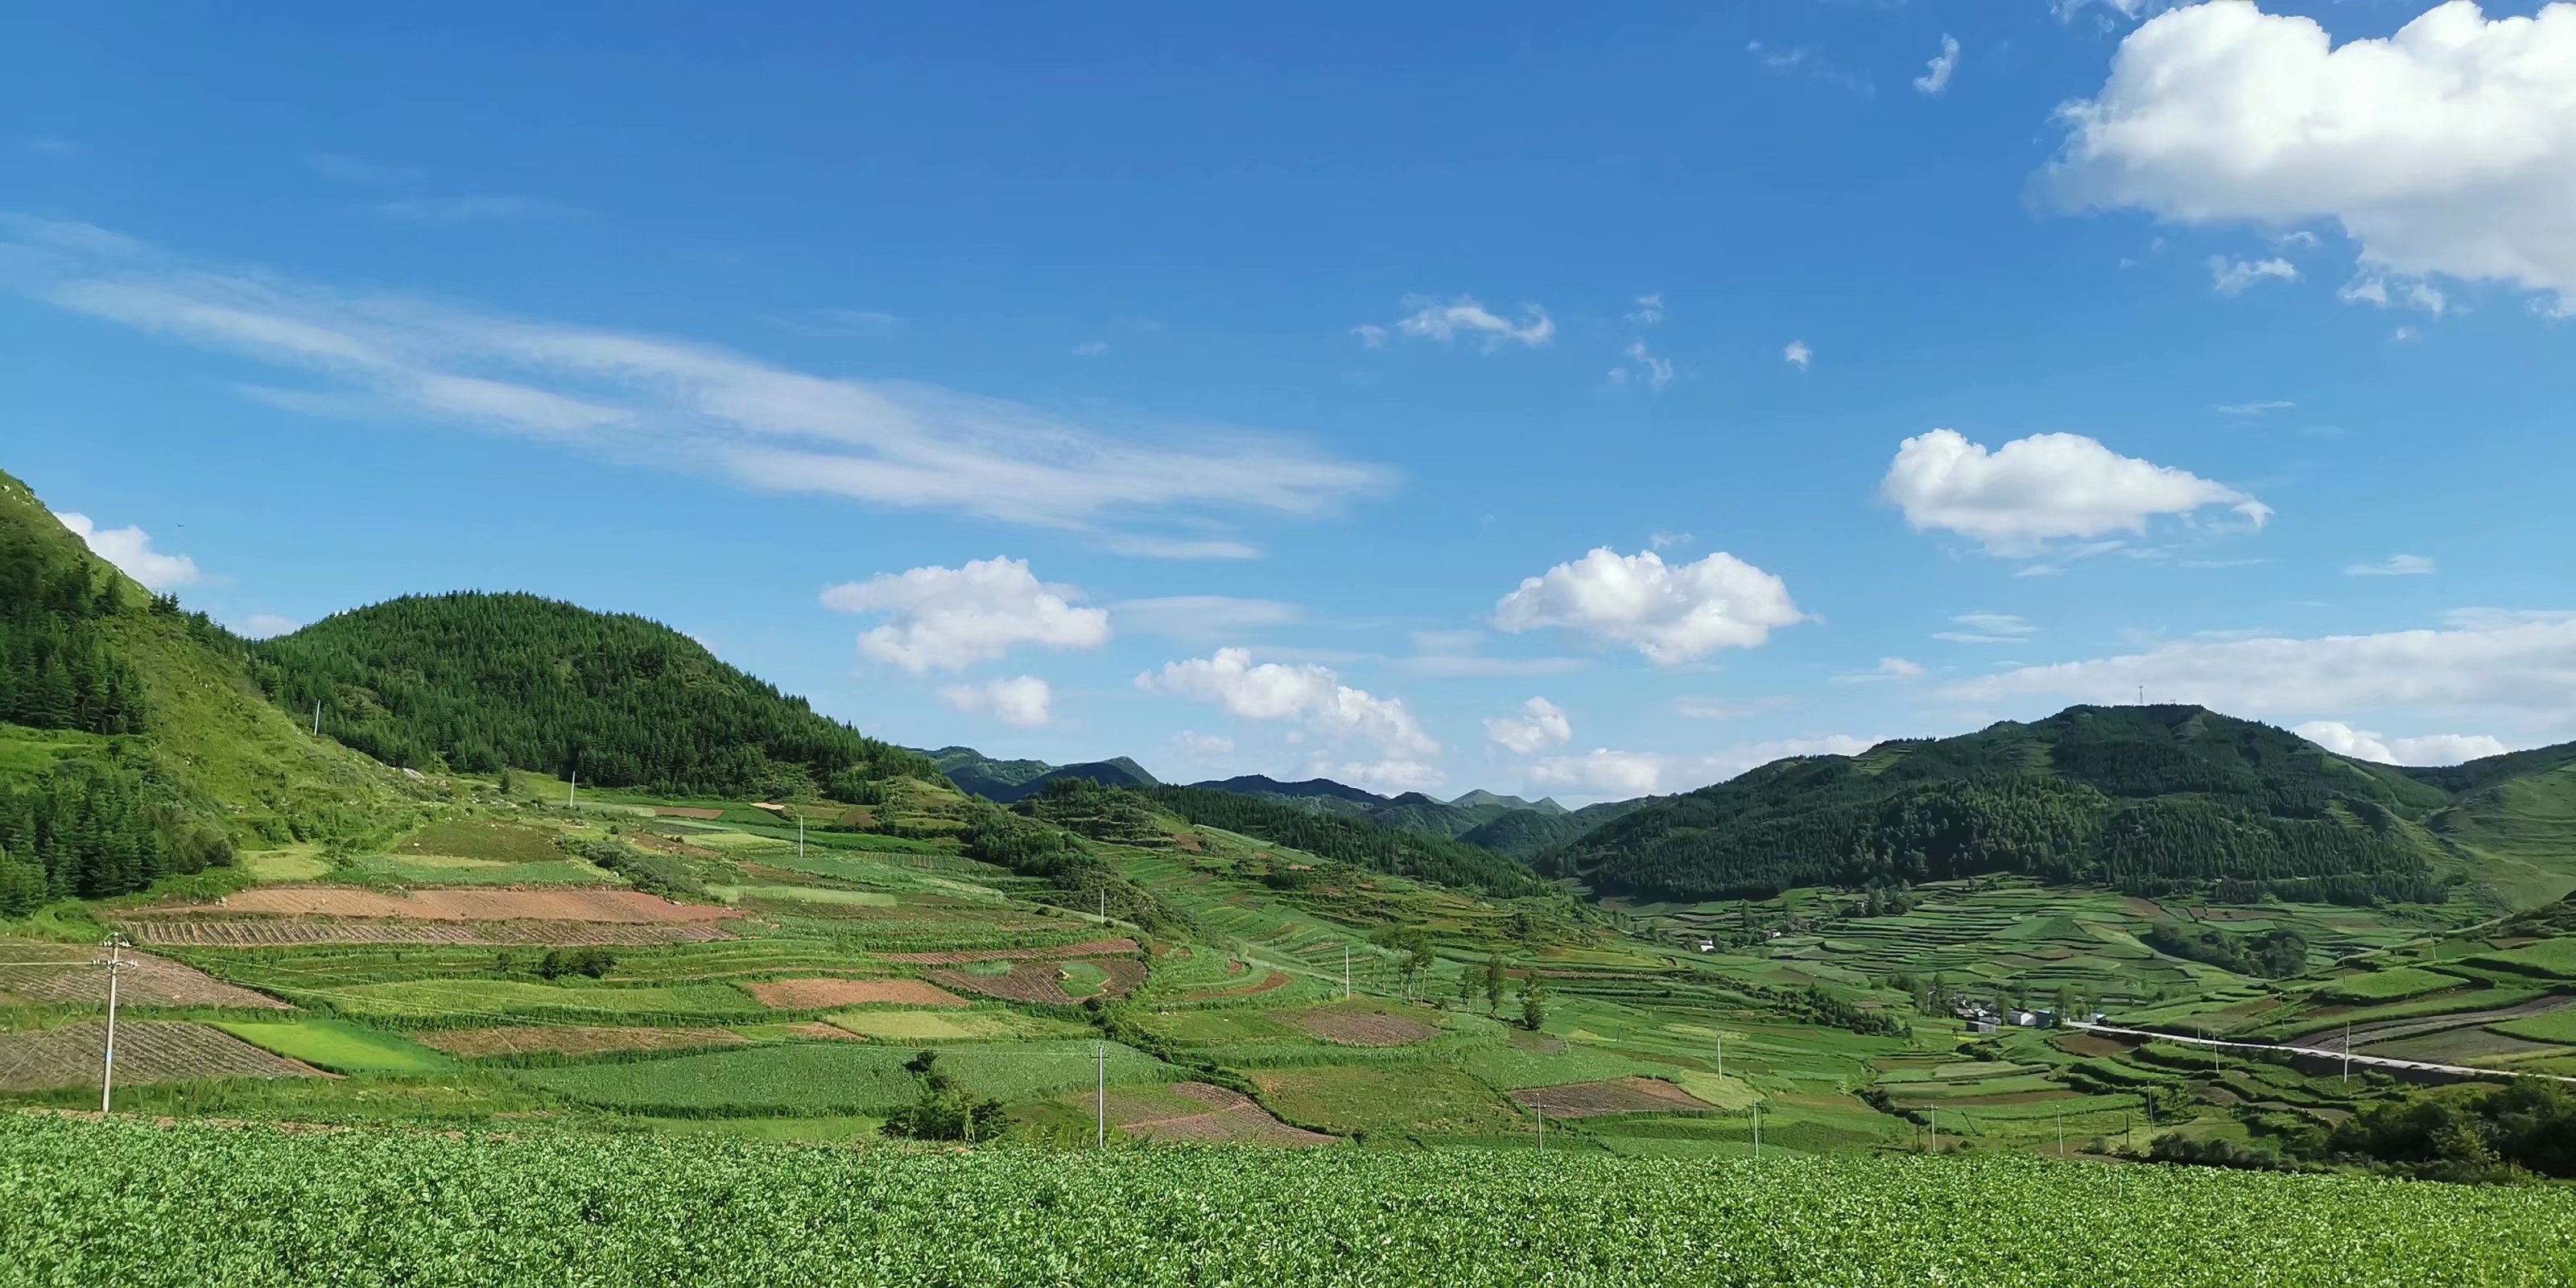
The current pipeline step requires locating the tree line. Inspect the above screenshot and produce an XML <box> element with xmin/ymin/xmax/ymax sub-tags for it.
<box><xmin>1135</xmin><ymin>785</ymin><xmax>1553</xmax><ymax>899</ymax></box>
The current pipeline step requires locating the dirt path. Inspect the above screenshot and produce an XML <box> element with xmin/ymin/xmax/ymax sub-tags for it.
<box><xmin>2076</xmin><ymin>1022</ymin><xmax>2576</xmax><ymax>1085</ymax></box>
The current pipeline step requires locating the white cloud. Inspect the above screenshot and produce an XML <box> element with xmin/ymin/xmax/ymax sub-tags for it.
<box><xmin>2339</xmin><ymin>274</ymin><xmax>2449</xmax><ymax>315</ymax></box>
<box><xmin>1137</xmin><ymin>648</ymin><xmax>1438</xmax><ymax>758</ymax></box>
<box><xmin>936</xmin><ymin>675</ymin><xmax>1054</xmax><ymax>729</ymax></box>
<box><xmin>1880</xmin><ymin>429</ymin><xmax>2269</xmax><ymax>556</ymax></box>
<box><xmin>1350</xmin><ymin>323</ymin><xmax>1389</xmax><ymax>349</ymax></box>
<box><xmin>1940</xmin><ymin>615</ymin><xmax>2576</xmax><ymax>727</ymax></box>
<box><xmin>1783</xmin><ymin>340</ymin><xmax>1813</xmax><ymax>369</ymax></box>
<box><xmin>2050</xmin><ymin>1</ymin><xmax>2576</xmax><ymax>315</ymax></box>
<box><xmin>1609</xmin><ymin>341</ymin><xmax>1674</xmax><ymax>392</ymax></box>
<box><xmin>52</xmin><ymin>511</ymin><xmax>201</xmax><ymax>590</ymax></box>
<box><xmin>1383</xmin><ymin>295</ymin><xmax>1554</xmax><ymax>350</ymax></box>
<box><xmin>1306</xmin><ymin>756</ymin><xmax>1443</xmax><ymax>795</ymax></box>
<box><xmin>2346</xmin><ymin>553</ymin><xmax>2437</xmax><ymax>577</ymax></box>
<box><xmin>1169</xmin><ymin>730</ymin><xmax>1235</xmax><ymax>760</ymax></box>
<box><xmin>2294</xmin><ymin>720</ymin><xmax>2507</xmax><ymax>766</ymax></box>
<box><xmin>1674</xmin><ymin>696</ymin><xmax>1793</xmax><ymax>721</ymax></box>
<box><xmin>1835</xmin><ymin>656</ymin><xmax>1927</xmax><ymax>683</ymax></box>
<box><xmin>1530</xmin><ymin>734</ymin><xmax>1882</xmax><ymax>799</ymax></box>
<box><xmin>821</xmin><ymin>557</ymin><xmax>1111</xmax><ymax>674</ymax></box>
<box><xmin>1070</xmin><ymin>341</ymin><xmax>1108</xmax><ymax>357</ymax></box>
<box><xmin>2209</xmin><ymin>255</ymin><xmax>2299</xmax><ymax>296</ymax></box>
<box><xmin>1113</xmin><ymin>596</ymin><xmax>1302</xmax><ymax>642</ymax></box>
<box><xmin>235</xmin><ymin>613</ymin><xmax>301</xmax><ymax>639</ymax></box>
<box><xmin>2215</xmin><ymin>399</ymin><xmax>2293</xmax><ymax>416</ymax></box>
<box><xmin>1484</xmin><ymin>697</ymin><xmax>1573</xmax><ymax>754</ymax></box>
<box><xmin>1913</xmin><ymin>35</ymin><xmax>1962</xmax><ymax>96</ymax></box>
<box><xmin>1628</xmin><ymin>293</ymin><xmax>1666</xmax><ymax>326</ymax></box>
<box><xmin>1934</xmin><ymin>612</ymin><xmax>2037</xmax><ymax>644</ymax></box>
<box><xmin>1492</xmin><ymin>547</ymin><xmax>1806</xmax><ymax>666</ymax></box>
<box><xmin>2392</xmin><ymin>324</ymin><xmax>2423</xmax><ymax>343</ymax></box>
<box><xmin>2053</xmin><ymin>0</ymin><xmax>2160</xmax><ymax>24</ymax></box>
<box><xmin>0</xmin><ymin>217</ymin><xmax>1390</xmax><ymax>547</ymax></box>
<box><xmin>1095</xmin><ymin>534</ymin><xmax>1264</xmax><ymax>560</ymax></box>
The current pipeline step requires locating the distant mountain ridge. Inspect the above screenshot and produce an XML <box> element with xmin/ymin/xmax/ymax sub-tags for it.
<box><xmin>928</xmin><ymin>745</ymin><xmax>1158</xmax><ymax>803</ymax></box>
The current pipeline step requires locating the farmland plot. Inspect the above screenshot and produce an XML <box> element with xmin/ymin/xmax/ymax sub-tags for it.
<box><xmin>0</xmin><ymin>1022</ymin><xmax>324</xmax><ymax>1092</ymax></box>
<box><xmin>0</xmin><ymin>947</ymin><xmax>287</xmax><ymax>1010</ymax></box>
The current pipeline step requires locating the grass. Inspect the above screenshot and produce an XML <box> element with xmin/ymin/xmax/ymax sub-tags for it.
<box><xmin>352</xmin><ymin>855</ymin><xmax>615</xmax><ymax>886</ymax></box>
<box><xmin>705</xmin><ymin>884</ymin><xmax>898</xmax><ymax>907</ymax></box>
<box><xmin>2318</xmin><ymin>966</ymin><xmax>2470</xmax><ymax>1004</ymax></box>
<box><xmin>514</xmin><ymin>1039</ymin><xmax>1175</xmax><ymax>1116</ymax></box>
<box><xmin>299</xmin><ymin>979</ymin><xmax>766</xmax><ymax>1026</ymax></box>
<box><xmin>209</xmin><ymin>1018</ymin><xmax>458</xmax><ymax>1075</ymax></box>
<box><xmin>241</xmin><ymin>846</ymin><xmax>331</xmax><ymax>882</ymax></box>
<box><xmin>2491</xmin><ymin>1008</ymin><xmax>2576</xmax><ymax>1045</ymax></box>
<box><xmin>386</xmin><ymin>820</ymin><xmax>567</xmax><ymax>865</ymax></box>
<box><xmin>2469</xmin><ymin>937</ymin><xmax>2576</xmax><ymax>980</ymax></box>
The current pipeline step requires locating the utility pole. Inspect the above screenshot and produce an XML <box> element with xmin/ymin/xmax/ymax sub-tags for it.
<box><xmin>1534</xmin><ymin>1096</ymin><xmax>1544</xmax><ymax>1153</ymax></box>
<box><xmin>95</xmin><ymin>935</ymin><xmax>129</xmax><ymax>1114</ymax></box>
<box><xmin>796</xmin><ymin>809</ymin><xmax>804</xmax><ymax>861</ymax></box>
<box><xmin>312</xmin><ymin>700</ymin><xmax>320</xmax><ymax>737</ymax></box>
<box><xmin>1751</xmin><ymin>1106</ymin><xmax>1760</xmax><ymax>1159</ymax></box>
<box><xmin>568</xmin><ymin>770</ymin><xmax>577</xmax><ymax>808</ymax></box>
<box><xmin>2343</xmin><ymin>1021</ymin><xmax>2352</xmax><ymax>1086</ymax></box>
<box><xmin>1928</xmin><ymin>1108</ymin><xmax>1936</xmax><ymax>1150</ymax></box>
<box><xmin>2057</xmin><ymin>1111</ymin><xmax>2065</xmax><ymax>1159</ymax></box>
<box><xmin>1098</xmin><ymin>889</ymin><xmax>1106</xmax><ymax>927</ymax></box>
<box><xmin>1715</xmin><ymin>1030</ymin><xmax>1724</xmax><ymax>1081</ymax></box>
<box><xmin>1344</xmin><ymin>945</ymin><xmax>1352</xmax><ymax>1000</ymax></box>
<box><xmin>1094</xmin><ymin>1042</ymin><xmax>1106</xmax><ymax>1147</ymax></box>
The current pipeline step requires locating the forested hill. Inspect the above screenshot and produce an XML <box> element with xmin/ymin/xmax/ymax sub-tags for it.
<box><xmin>1135</xmin><ymin>784</ymin><xmax>1554</xmax><ymax>899</ymax></box>
<box><xmin>0</xmin><ymin>471</ymin><xmax>405</xmax><ymax>911</ymax></box>
<box><xmin>1548</xmin><ymin>705</ymin><xmax>2522</xmax><ymax>907</ymax></box>
<box><xmin>251</xmin><ymin>592</ymin><xmax>939</xmax><ymax>797</ymax></box>
<box><xmin>930</xmin><ymin>745</ymin><xmax>1158</xmax><ymax>803</ymax></box>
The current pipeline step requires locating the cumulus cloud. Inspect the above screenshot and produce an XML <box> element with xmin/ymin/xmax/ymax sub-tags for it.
<box><xmin>2050</xmin><ymin>1</ymin><xmax>2576</xmax><ymax>315</ymax></box>
<box><xmin>1628</xmin><ymin>293</ymin><xmax>1666</xmax><ymax>326</ymax></box>
<box><xmin>2209</xmin><ymin>256</ymin><xmax>2299</xmax><ymax>295</ymax></box>
<box><xmin>2294</xmin><ymin>720</ymin><xmax>2507</xmax><ymax>766</ymax></box>
<box><xmin>2346</xmin><ymin>554</ymin><xmax>2437</xmax><ymax>577</ymax></box>
<box><xmin>1381</xmin><ymin>295</ymin><xmax>1554</xmax><ymax>350</ymax></box>
<box><xmin>1880</xmin><ymin>429</ymin><xmax>2269</xmax><ymax>556</ymax></box>
<box><xmin>1913</xmin><ymin>35</ymin><xmax>1962</xmax><ymax>96</ymax></box>
<box><xmin>1783</xmin><ymin>340</ymin><xmax>1814</xmax><ymax>369</ymax></box>
<box><xmin>53</xmin><ymin>511</ymin><xmax>201</xmax><ymax>590</ymax></box>
<box><xmin>1484</xmin><ymin>697</ymin><xmax>1574</xmax><ymax>754</ymax></box>
<box><xmin>936</xmin><ymin>675</ymin><xmax>1055</xmax><ymax>728</ymax></box>
<box><xmin>822</xmin><ymin>557</ymin><xmax>1110</xmax><ymax>673</ymax></box>
<box><xmin>1136</xmin><ymin>648</ymin><xmax>1438</xmax><ymax>758</ymax></box>
<box><xmin>1530</xmin><ymin>734</ymin><xmax>1882</xmax><ymax>799</ymax></box>
<box><xmin>1306</xmin><ymin>756</ymin><xmax>1444</xmax><ymax>795</ymax></box>
<box><xmin>1492</xmin><ymin>547</ymin><xmax>1806</xmax><ymax>666</ymax></box>
<box><xmin>235</xmin><ymin>613</ymin><xmax>301</xmax><ymax>639</ymax></box>
<box><xmin>0</xmin><ymin>217</ymin><xmax>1389</xmax><ymax>551</ymax></box>
<box><xmin>1939</xmin><ymin>614</ymin><xmax>2576</xmax><ymax>729</ymax></box>
<box><xmin>1835</xmin><ymin>657</ymin><xmax>1927</xmax><ymax>683</ymax></box>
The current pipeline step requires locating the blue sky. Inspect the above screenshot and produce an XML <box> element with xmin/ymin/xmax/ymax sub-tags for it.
<box><xmin>7</xmin><ymin>1</ymin><xmax>2574</xmax><ymax>800</ymax></box>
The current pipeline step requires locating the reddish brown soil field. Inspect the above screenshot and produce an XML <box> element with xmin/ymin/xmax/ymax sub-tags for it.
<box><xmin>1510</xmin><ymin>1076</ymin><xmax>1714</xmax><ymax>1118</ymax></box>
<box><xmin>418</xmin><ymin>1026</ymin><xmax>748</xmax><ymax>1059</ymax></box>
<box><xmin>0</xmin><ymin>949</ymin><xmax>287</xmax><ymax>1010</ymax></box>
<box><xmin>931</xmin><ymin>958</ymin><xmax>1146</xmax><ymax>1004</ymax></box>
<box><xmin>2050</xmin><ymin>1032</ymin><xmax>2131</xmax><ymax>1059</ymax></box>
<box><xmin>151</xmin><ymin>887</ymin><xmax>741</xmax><ymax>923</ymax></box>
<box><xmin>742</xmin><ymin>978</ymin><xmax>971</xmax><ymax>1009</ymax></box>
<box><xmin>1112</xmin><ymin>1083</ymin><xmax>1335</xmax><ymax>1147</ymax></box>
<box><xmin>1184</xmin><ymin>970</ymin><xmax>1290</xmax><ymax>1001</ymax></box>
<box><xmin>118</xmin><ymin>919</ymin><xmax>735</xmax><ymax>947</ymax></box>
<box><xmin>1278</xmin><ymin>1006</ymin><xmax>1439</xmax><ymax>1046</ymax></box>
<box><xmin>876</xmin><ymin>938</ymin><xmax>1137</xmax><ymax>965</ymax></box>
<box><xmin>0</xmin><ymin>1021</ymin><xmax>325</xmax><ymax>1092</ymax></box>
<box><xmin>650</xmin><ymin>807</ymin><xmax>725</xmax><ymax>820</ymax></box>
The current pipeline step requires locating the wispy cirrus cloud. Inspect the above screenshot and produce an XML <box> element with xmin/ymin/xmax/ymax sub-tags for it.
<box><xmin>0</xmin><ymin>216</ymin><xmax>1393</xmax><ymax>554</ymax></box>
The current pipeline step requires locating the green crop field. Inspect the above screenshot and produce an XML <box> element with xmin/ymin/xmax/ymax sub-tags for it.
<box><xmin>209</xmin><ymin>1019</ymin><xmax>458</xmax><ymax>1075</ymax></box>
<box><xmin>10</xmin><ymin>1117</ymin><xmax>2571</xmax><ymax>1288</ymax></box>
<box><xmin>2319</xmin><ymin>966</ymin><xmax>2472</xmax><ymax>1004</ymax></box>
<box><xmin>298</xmin><ymin>979</ymin><xmax>766</xmax><ymax>1026</ymax></box>
<box><xmin>514</xmin><ymin>1038</ymin><xmax>1175</xmax><ymax>1117</ymax></box>
<box><xmin>2471</xmin><ymin>937</ymin><xmax>2576</xmax><ymax>980</ymax></box>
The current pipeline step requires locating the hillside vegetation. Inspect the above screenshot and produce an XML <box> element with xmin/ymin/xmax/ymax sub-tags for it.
<box><xmin>0</xmin><ymin>472</ymin><xmax>409</xmax><ymax>911</ymax></box>
<box><xmin>1181</xmin><ymin>774</ymin><xmax>1642</xmax><ymax>859</ymax></box>
<box><xmin>1550</xmin><ymin>706</ymin><xmax>2504</xmax><ymax>906</ymax></box>
<box><xmin>1137</xmin><ymin>783</ymin><xmax>1554</xmax><ymax>899</ymax></box>
<box><xmin>252</xmin><ymin>592</ymin><xmax>939</xmax><ymax>797</ymax></box>
<box><xmin>930</xmin><ymin>745</ymin><xmax>1158</xmax><ymax>803</ymax></box>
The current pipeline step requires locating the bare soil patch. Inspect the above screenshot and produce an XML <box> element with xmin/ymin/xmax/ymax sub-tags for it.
<box><xmin>0</xmin><ymin>948</ymin><xmax>287</xmax><ymax>1010</ymax></box>
<box><xmin>1279</xmin><ymin>1006</ymin><xmax>1439</xmax><ymax>1046</ymax></box>
<box><xmin>0</xmin><ymin>1021</ymin><xmax>325</xmax><ymax>1092</ymax></box>
<box><xmin>418</xmin><ymin>1026</ymin><xmax>747</xmax><ymax>1059</ymax></box>
<box><xmin>118</xmin><ymin>919</ymin><xmax>734</xmax><ymax>948</ymax></box>
<box><xmin>743</xmin><ymin>978</ymin><xmax>971</xmax><ymax>1010</ymax></box>
<box><xmin>161</xmin><ymin>887</ymin><xmax>741</xmax><ymax>923</ymax></box>
<box><xmin>2050</xmin><ymin>1032</ymin><xmax>2131</xmax><ymax>1059</ymax></box>
<box><xmin>1511</xmin><ymin>1076</ymin><xmax>1715</xmax><ymax>1118</ymax></box>
<box><xmin>1112</xmin><ymin>1082</ymin><xmax>1335</xmax><ymax>1147</ymax></box>
<box><xmin>876</xmin><ymin>937</ymin><xmax>1137</xmax><ymax>965</ymax></box>
<box><xmin>931</xmin><ymin>958</ymin><xmax>1145</xmax><ymax>1004</ymax></box>
<box><xmin>1187</xmin><ymin>970</ymin><xmax>1290</xmax><ymax>1001</ymax></box>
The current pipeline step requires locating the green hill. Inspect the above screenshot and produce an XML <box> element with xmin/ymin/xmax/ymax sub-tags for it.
<box><xmin>0</xmin><ymin>471</ymin><xmax>411</xmax><ymax>912</ymax></box>
<box><xmin>250</xmin><ymin>592</ymin><xmax>938</xmax><ymax>799</ymax></box>
<box><xmin>1183</xmin><ymin>774</ymin><xmax>1639</xmax><ymax>858</ymax></box>
<box><xmin>1546</xmin><ymin>704</ymin><xmax>2570</xmax><ymax>908</ymax></box>
<box><xmin>929</xmin><ymin>746</ymin><xmax>1158</xmax><ymax>803</ymax></box>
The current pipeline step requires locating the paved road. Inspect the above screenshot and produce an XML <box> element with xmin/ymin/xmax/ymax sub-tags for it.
<box><xmin>2283</xmin><ymin>993</ymin><xmax>2574</xmax><ymax>1051</ymax></box>
<box><xmin>2073</xmin><ymin>1022</ymin><xmax>2576</xmax><ymax>1085</ymax></box>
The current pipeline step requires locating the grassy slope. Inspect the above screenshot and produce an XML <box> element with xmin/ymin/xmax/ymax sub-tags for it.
<box><xmin>0</xmin><ymin>470</ymin><xmax>415</xmax><ymax>856</ymax></box>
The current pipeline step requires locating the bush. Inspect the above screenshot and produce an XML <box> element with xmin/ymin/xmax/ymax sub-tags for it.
<box><xmin>538</xmin><ymin>947</ymin><xmax>616</xmax><ymax>980</ymax></box>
